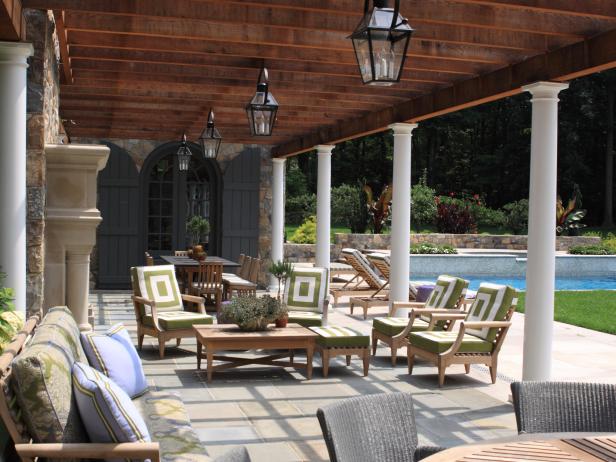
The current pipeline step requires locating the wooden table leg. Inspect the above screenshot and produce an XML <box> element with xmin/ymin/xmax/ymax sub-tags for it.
<box><xmin>306</xmin><ymin>343</ymin><xmax>314</xmax><ymax>380</ymax></box>
<box><xmin>197</xmin><ymin>340</ymin><xmax>202</xmax><ymax>370</ymax></box>
<box><xmin>206</xmin><ymin>347</ymin><xmax>214</xmax><ymax>383</ymax></box>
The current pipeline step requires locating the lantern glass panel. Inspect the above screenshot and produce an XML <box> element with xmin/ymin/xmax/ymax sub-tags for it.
<box><xmin>246</xmin><ymin>90</ymin><xmax>278</xmax><ymax>136</ymax></box>
<box><xmin>199</xmin><ymin>125</ymin><xmax>221</xmax><ymax>158</ymax></box>
<box><xmin>177</xmin><ymin>145</ymin><xmax>192</xmax><ymax>171</ymax></box>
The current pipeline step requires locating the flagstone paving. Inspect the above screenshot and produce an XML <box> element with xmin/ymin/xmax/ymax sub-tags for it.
<box><xmin>90</xmin><ymin>290</ymin><xmax>616</xmax><ymax>461</ymax></box>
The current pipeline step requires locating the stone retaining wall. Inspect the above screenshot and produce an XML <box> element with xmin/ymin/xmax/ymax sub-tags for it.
<box><xmin>283</xmin><ymin>233</ymin><xmax>601</xmax><ymax>262</ymax></box>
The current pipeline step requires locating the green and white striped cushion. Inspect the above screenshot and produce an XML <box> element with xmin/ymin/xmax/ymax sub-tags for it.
<box><xmin>284</xmin><ymin>267</ymin><xmax>328</xmax><ymax>313</ymax></box>
<box><xmin>425</xmin><ymin>275</ymin><xmax>469</xmax><ymax>309</ymax></box>
<box><xmin>372</xmin><ymin>316</ymin><xmax>430</xmax><ymax>336</ymax></box>
<box><xmin>309</xmin><ymin>325</ymin><xmax>370</xmax><ymax>348</ymax></box>
<box><xmin>288</xmin><ymin>311</ymin><xmax>323</xmax><ymax>327</ymax></box>
<box><xmin>341</xmin><ymin>248</ymin><xmax>385</xmax><ymax>289</ymax></box>
<box><xmin>465</xmin><ymin>283</ymin><xmax>517</xmax><ymax>341</ymax></box>
<box><xmin>131</xmin><ymin>265</ymin><xmax>183</xmax><ymax>313</ymax></box>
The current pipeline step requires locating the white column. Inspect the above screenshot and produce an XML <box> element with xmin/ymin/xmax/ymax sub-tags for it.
<box><xmin>0</xmin><ymin>42</ymin><xmax>33</xmax><ymax>314</ymax></box>
<box><xmin>522</xmin><ymin>81</ymin><xmax>569</xmax><ymax>381</ymax></box>
<box><xmin>315</xmin><ymin>145</ymin><xmax>334</xmax><ymax>270</ymax></box>
<box><xmin>66</xmin><ymin>248</ymin><xmax>92</xmax><ymax>331</ymax></box>
<box><xmin>270</xmin><ymin>158</ymin><xmax>286</xmax><ymax>289</ymax></box>
<box><xmin>389</xmin><ymin>123</ymin><xmax>418</xmax><ymax>315</ymax></box>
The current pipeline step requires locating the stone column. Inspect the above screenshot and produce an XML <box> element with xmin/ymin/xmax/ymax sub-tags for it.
<box><xmin>522</xmin><ymin>82</ymin><xmax>569</xmax><ymax>380</ymax></box>
<box><xmin>389</xmin><ymin>123</ymin><xmax>418</xmax><ymax>316</ymax></box>
<box><xmin>45</xmin><ymin>144</ymin><xmax>109</xmax><ymax>330</ymax></box>
<box><xmin>316</xmin><ymin>145</ymin><xmax>335</xmax><ymax>271</ymax></box>
<box><xmin>270</xmin><ymin>158</ymin><xmax>286</xmax><ymax>289</ymax></box>
<box><xmin>0</xmin><ymin>42</ymin><xmax>34</xmax><ymax>314</ymax></box>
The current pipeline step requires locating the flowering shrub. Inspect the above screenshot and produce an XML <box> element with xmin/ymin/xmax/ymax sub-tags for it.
<box><xmin>434</xmin><ymin>195</ymin><xmax>477</xmax><ymax>234</ymax></box>
<box><xmin>410</xmin><ymin>243</ymin><xmax>457</xmax><ymax>254</ymax></box>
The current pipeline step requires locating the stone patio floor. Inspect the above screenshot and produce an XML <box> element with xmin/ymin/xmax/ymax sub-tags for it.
<box><xmin>90</xmin><ymin>290</ymin><xmax>616</xmax><ymax>461</ymax></box>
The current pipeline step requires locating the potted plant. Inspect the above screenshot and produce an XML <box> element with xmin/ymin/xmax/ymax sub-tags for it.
<box><xmin>220</xmin><ymin>295</ymin><xmax>287</xmax><ymax>331</ymax></box>
<box><xmin>186</xmin><ymin>216</ymin><xmax>210</xmax><ymax>259</ymax></box>
<box><xmin>268</xmin><ymin>260</ymin><xmax>293</xmax><ymax>327</ymax></box>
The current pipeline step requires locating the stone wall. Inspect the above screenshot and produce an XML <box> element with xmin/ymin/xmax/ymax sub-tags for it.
<box><xmin>283</xmin><ymin>233</ymin><xmax>602</xmax><ymax>262</ymax></box>
<box><xmin>24</xmin><ymin>9</ymin><xmax>63</xmax><ymax>314</ymax></box>
<box><xmin>257</xmin><ymin>149</ymin><xmax>274</xmax><ymax>287</ymax></box>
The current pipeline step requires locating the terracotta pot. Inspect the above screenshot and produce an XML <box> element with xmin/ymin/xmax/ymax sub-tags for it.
<box><xmin>275</xmin><ymin>316</ymin><xmax>288</xmax><ymax>328</ymax></box>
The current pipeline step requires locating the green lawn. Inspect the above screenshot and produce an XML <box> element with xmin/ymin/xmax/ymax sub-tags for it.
<box><xmin>516</xmin><ymin>291</ymin><xmax>616</xmax><ymax>335</ymax></box>
<box><xmin>285</xmin><ymin>225</ymin><xmax>350</xmax><ymax>242</ymax></box>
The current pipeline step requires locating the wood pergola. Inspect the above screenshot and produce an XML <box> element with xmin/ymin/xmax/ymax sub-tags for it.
<box><xmin>3</xmin><ymin>0</ymin><xmax>615</xmax><ymax>157</ymax></box>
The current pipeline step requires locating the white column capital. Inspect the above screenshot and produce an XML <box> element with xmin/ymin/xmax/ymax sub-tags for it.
<box><xmin>523</xmin><ymin>81</ymin><xmax>569</xmax><ymax>99</ymax></box>
<box><xmin>315</xmin><ymin>144</ymin><xmax>335</xmax><ymax>155</ymax></box>
<box><xmin>388</xmin><ymin>123</ymin><xmax>418</xmax><ymax>135</ymax></box>
<box><xmin>0</xmin><ymin>42</ymin><xmax>34</xmax><ymax>65</ymax></box>
<box><xmin>272</xmin><ymin>157</ymin><xmax>286</xmax><ymax>164</ymax></box>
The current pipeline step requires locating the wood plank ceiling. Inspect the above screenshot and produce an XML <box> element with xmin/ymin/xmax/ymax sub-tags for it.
<box><xmin>21</xmin><ymin>0</ymin><xmax>616</xmax><ymax>156</ymax></box>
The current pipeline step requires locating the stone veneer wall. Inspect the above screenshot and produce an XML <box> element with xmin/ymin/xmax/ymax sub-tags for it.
<box><xmin>72</xmin><ymin>138</ymin><xmax>274</xmax><ymax>287</ymax></box>
<box><xmin>24</xmin><ymin>10</ymin><xmax>64</xmax><ymax>314</ymax></box>
<box><xmin>284</xmin><ymin>233</ymin><xmax>602</xmax><ymax>262</ymax></box>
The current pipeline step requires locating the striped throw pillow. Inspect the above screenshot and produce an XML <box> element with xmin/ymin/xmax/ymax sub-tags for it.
<box><xmin>81</xmin><ymin>324</ymin><xmax>148</xmax><ymax>398</ymax></box>
<box><xmin>72</xmin><ymin>362</ymin><xmax>151</xmax><ymax>450</ymax></box>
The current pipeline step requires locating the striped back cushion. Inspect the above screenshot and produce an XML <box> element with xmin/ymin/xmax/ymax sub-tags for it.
<box><xmin>284</xmin><ymin>267</ymin><xmax>329</xmax><ymax>313</ymax></box>
<box><xmin>341</xmin><ymin>248</ymin><xmax>384</xmax><ymax>289</ymax></box>
<box><xmin>465</xmin><ymin>283</ymin><xmax>517</xmax><ymax>341</ymax></box>
<box><xmin>367</xmin><ymin>253</ymin><xmax>390</xmax><ymax>279</ymax></box>
<box><xmin>421</xmin><ymin>275</ymin><xmax>469</xmax><ymax>323</ymax></box>
<box><xmin>131</xmin><ymin>265</ymin><xmax>183</xmax><ymax>316</ymax></box>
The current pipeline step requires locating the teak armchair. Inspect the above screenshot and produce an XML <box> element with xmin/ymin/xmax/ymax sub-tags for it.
<box><xmin>131</xmin><ymin>265</ymin><xmax>214</xmax><ymax>358</ymax></box>
<box><xmin>285</xmin><ymin>266</ymin><xmax>330</xmax><ymax>327</ymax></box>
<box><xmin>407</xmin><ymin>283</ymin><xmax>517</xmax><ymax>386</ymax></box>
<box><xmin>372</xmin><ymin>275</ymin><xmax>469</xmax><ymax>366</ymax></box>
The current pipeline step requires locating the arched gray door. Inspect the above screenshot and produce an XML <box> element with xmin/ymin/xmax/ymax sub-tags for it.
<box><xmin>97</xmin><ymin>143</ymin><xmax>140</xmax><ymax>289</ymax></box>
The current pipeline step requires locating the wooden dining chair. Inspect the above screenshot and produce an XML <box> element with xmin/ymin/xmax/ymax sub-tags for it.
<box><xmin>239</xmin><ymin>256</ymin><xmax>252</xmax><ymax>280</ymax></box>
<box><xmin>192</xmin><ymin>261</ymin><xmax>224</xmax><ymax>314</ymax></box>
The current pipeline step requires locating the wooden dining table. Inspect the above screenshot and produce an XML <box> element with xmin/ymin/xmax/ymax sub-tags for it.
<box><xmin>160</xmin><ymin>255</ymin><xmax>239</xmax><ymax>293</ymax></box>
<box><xmin>422</xmin><ymin>433</ymin><xmax>616</xmax><ymax>462</ymax></box>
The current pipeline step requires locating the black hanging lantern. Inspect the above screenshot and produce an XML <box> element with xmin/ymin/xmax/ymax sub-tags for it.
<box><xmin>348</xmin><ymin>0</ymin><xmax>413</xmax><ymax>86</ymax></box>
<box><xmin>199</xmin><ymin>108</ymin><xmax>222</xmax><ymax>159</ymax></box>
<box><xmin>176</xmin><ymin>133</ymin><xmax>192</xmax><ymax>172</ymax></box>
<box><xmin>246</xmin><ymin>68</ymin><xmax>278</xmax><ymax>136</ymax></box>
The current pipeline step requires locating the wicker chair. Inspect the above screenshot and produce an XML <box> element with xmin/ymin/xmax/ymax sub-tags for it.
<box><xmin>510</xmin><ymin>381</ymin><xmax>616</xmax><ymax>434</ymax></box>
<box><xmin>317</xmin><ymin>393</ymin><xmax>444</xmax><ymax>462</ymax></box>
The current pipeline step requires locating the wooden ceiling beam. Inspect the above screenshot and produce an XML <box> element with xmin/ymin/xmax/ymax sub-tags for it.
<box><xmin>24</xmin><ymin>0</ymin><xmax>613</xmax><ymax>38</ymax></box>
<box><xmin>53</xmin><ymin>10</ymin><xmax>73</xmax><ymax>83</ymax></box>
<box><xmin>272</xmin><ymin>27</ymin><xmax>616</xmax><ymax>157</ymax></box>
<box><xmin>62</xmin><ymin>12</ymin><xmax>530</xmax><ymax>65</ymax></box>
<box><xmin>0</xmin><ymin>0</ymin><xmax>24</xmax><ymax>40</ymax></box>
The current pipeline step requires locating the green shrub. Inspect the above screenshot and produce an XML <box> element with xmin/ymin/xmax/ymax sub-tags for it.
<box><xmin>410</xmin><ymin>243</ymin><xmax>458</xmax><ymax>254</ymax></box>
<box><xmin>602</xmin><ymin>233</ymin><xmax>616</xmax><ymax>251</ymax></box>
<box><xmin>411</xmin><ymin>170</ymin><xmax>436</xmax><ymax>226</ymax></box>
<box><xmin>0</xmin><ymin>273</ymin><xmax>19</xmax><ymax>351</ymax></box>
<box><xmin>290</xmin><ymin>216</ymin><xmax>317</xmax><ymax>244</ymax></box>
<box><xmin>568</xmin><ymin>244</ymin><xmax>616</xmax><ymax>255</ymax></box>
<box><xmin>220</xmin><ymin>295</ymin><xmax>287</xmax><ymax>331</ymax></box>
<box><xmin>331</xmin><ymin>184</ymin><xmax>367</xmax><ymax>232</ymax></box>
<box><xmin>435</xmin><ymin>196</ymin><xmax>477</xmax><ymax>234</ymax></box>
<box><xmin>503</xmin><ymin>199</ymin><xmax>529</xmax><ymax>234</ymax></box>
<box><xmin>471</xmin><ymin>204</ymin><xmax>507</xmax><ymax>228</ymax></box>
<box><xmin>285</xmin><ymin>193</ymin><xmax>316</xmax><ymax>225</ymax></box>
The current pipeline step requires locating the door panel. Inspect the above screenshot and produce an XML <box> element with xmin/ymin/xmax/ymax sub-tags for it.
<box><xmin>221</xmin><ymin>148</ymin><xmax>260</xmax><ymax>261</ymax></box>
<box><xmin>97</xmin><ymin>144</ymin><xmax>140</xmax><ymax>289</ymax></box>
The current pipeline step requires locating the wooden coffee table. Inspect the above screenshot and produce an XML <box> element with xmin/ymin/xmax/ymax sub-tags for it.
<box><xmin>193</xmin><ymin>323</ymin><xmax>318</xmax><ymax>382</ymax></box>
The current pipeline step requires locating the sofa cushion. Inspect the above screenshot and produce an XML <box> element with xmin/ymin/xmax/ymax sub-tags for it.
<box><xmin>73</xmin><ymin>362</ymin><xmax>151</xmax><ymax>447</ymax></box>
<box><xmin>133</xmin><ymin>390</ymin><xmax>209</xmax><ymax>462</ymax></box>
<box><xmin>12</xmin><ymin>307</ymin><xmax>88</xmax><ymax>445</ymax></box>
<box><xmin>284</xmin><ymin>267</ymin><xmax>328</xmax><ymax>313</ymax></box>
<box><xmin>409</xmin><ymin>331</ymin><xmax>493</xmax><ymax>354</ymax></box>
<box><xmin>372</xmin><ymin>317</ymin><xmax>429</xmax><ymax>337</ymax></box>
<box><xmin>310</xmin><ymin>326</ymin><xmax>369</xmax><ymax>348</ymax></box>
<box><xmin>143</xmin><ymin>311</ymin><xmax>214</xmax><ymax>330</ymax></box>
<box><xmin>81</xmin><ymin>324</ymin><xmax>148</xmax><ymax>398</ymax></box>
<box><xmin>465</xmin><ymin>284</ymin><xmax>517</xmax><ymax>341</ymax></box>
<box><xmin>131</xmin><ymin>265</ymin><xmax>184</xmax><ymax>317</ymax></box>
<box><xmin>287</xmin><ymin>311</ymin><xmax>323</xmax><ymax>327</ymax></box>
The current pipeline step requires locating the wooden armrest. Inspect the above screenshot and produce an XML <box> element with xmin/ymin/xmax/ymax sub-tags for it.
<box><xmin>181</xmin><ymin>294</ymin><xmax>205</xmax><ymax>304</ymax></box>
<box><xmin>15</xmin><ymin>442</ymin><xmax>160</xmax><ymax>461</ymax></box>
<box><xmin>462</xmin><ymin>321</ymin><xmax>512</xmax><ymax>329</ymax></box>
<box><xmin>429</xmin><ymin>312</ymin><xmax>467</xmax><ymax>320</ymax></box>
<box><xmin>132</xmin><ymin>295</ymin><xmax>155</xmax><ymax>306</ymax></box>
<box><xmin>389</xmin><ymin>301</ymin><xmax>426</xmax><ymax>316</ymax></box>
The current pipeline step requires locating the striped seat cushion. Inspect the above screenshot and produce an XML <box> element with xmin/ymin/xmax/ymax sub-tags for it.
<box><xmin>310</xmin><ymin>326</ymin><xmax>370</xmax><ymax>348</ymax></box>
<box><xmin>143</xmin><ymin>311</ymin><xmax>214</xmax><ymax>330</ymax></box>
<box><xmin>409</xmin><ymin>331</ymin><xmax>493</xmax><ymax>354</ymax></box>
<box><xmin>284</xmin><ymin>267</ymin><xmax>328</xmax><ymax>313</ymax></box>
<box><xmin>372</xmin><ymin>316</ymin><xmax>430</xmax><ymax>337</ymax></box>
<box><xmin>465</xmin><ymin>283</ymin><xmax>517</xmax><ymax>341</ymax></box>
<box><xmin>288</xmin><ymin>311</ymin><xmax>323</xmax><ymax>327</ymax></box>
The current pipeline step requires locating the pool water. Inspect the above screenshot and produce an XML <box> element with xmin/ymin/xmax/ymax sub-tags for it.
<box><xmin>413</xmin><ymin>275</ymin><xmax>616</xmax><ymax>291</ymax></box>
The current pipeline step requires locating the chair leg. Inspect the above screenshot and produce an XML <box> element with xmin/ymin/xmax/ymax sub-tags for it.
<box><xmin>363</xmin><ymin>306</ymin><xmax>368</xmax><ymax>320</ymax></box>
<box><xmin>391</xmin><ymin>345</ymin><xmax>398</xmax><ymax>367</ymax></box>
<box><xmin>345</xmin><ymin>355</ymin><xmax>351</xmax><ymax>366</ymax></box>
<box><xmin>159</xmin><ymin>337</ymin><xmax>166</xmax><ymax>359</ymax></box>
<box><xmin>289</xmin><ymin>349</ymin><xmax>294</xmax><ymax>365</ymax></box>
<box><xmin>349</xmin><ymin>302</ymin><xmax>354</xmax><ymax>315</ymax></box>
<box><xmin>176</xmin><ymin>338</ymin><xmax>182</xmax><ymax>347</ymax></box>
<box><xmin>362</xmin><ymin>350</ymin><xmax>369</xmax><ymax>376</ymax></box>
<box><xmin>489</xmin><ymin>358</ymin><xmax>498</xmax><ymax>384</ymax></box>
<box><xmin>371</xmin><ymin>330</ymin><xmax>378</xmax><ymax>356</ymax></box>
<box><xmin>138</xmin><ymin>334</ymin><xmax>144</xmax><ymax>350</ymax></box>
<box><xmin>407</xmin><ymin>351</ymin><xmax>414</xmax><ymax>374</ymax></box>
<box><xmin>464</xmin><ymin>363</ymin><xmax>470</xmax><ymax>374</ymax></box>
<box><xmin>322</xmin><ymin>350</ymin><xmax>330</xmax><ymax>378</ymax></box>
<box><xmin>438</xmin><ymin>361</ymin><xmax>446</xmax><ymax>388</ymax></box>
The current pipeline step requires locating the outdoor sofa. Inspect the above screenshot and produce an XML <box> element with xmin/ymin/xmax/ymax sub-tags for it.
<box><xmin>0</xmin><ymin>306</ymin><xmax>249</xmax><ymax>462</ymax></box>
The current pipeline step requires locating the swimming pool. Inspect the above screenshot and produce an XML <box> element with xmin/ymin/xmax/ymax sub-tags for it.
<box><xmin>412</xmin><ymin>275</ymin><xmax>616</xmax><ymax>291</ymax></box>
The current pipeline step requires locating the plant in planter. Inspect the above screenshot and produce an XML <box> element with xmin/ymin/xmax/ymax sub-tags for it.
<box><xmin>0</xmin><ymin>272</ymin><xmax>20</xmax><ymax>353</ymax></box>
<box><xmin>186</xmin><ymin>216</ymin><xmax>210</xmax><ymax>259</ymax></box>
<box><xmin>221</xmin><ymin>295</ymin><xmax>287</xmax><ymax>331</ymax></box>
<box><xmin>268</xmin><ymin>260</ymin><xmax>294</xmax><ymax>300</ymax></box>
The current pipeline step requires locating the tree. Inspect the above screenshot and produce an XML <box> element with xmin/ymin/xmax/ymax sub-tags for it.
<box><xmin>603</xmin><ymin>80</ymin><xmax>615</xmax><ymax>227</ymax></box>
